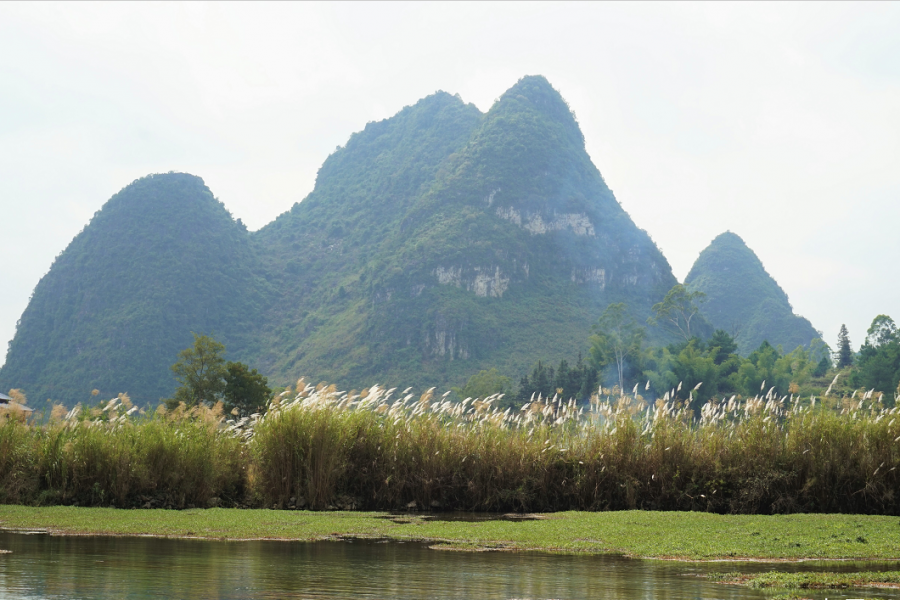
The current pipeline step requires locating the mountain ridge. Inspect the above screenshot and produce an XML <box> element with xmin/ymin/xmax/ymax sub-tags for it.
<box><xmin>1</xmin><ymin>77</ymin><xmax>817</xmax><ymax>405</ymax></box>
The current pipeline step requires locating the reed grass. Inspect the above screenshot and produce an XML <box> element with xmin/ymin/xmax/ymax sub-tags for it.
<box><xmin>248</xmin><ymin>381</ymin><xmax>900</xmax><ymax>513</ymax></box>
<box><xmin>1</xmin><ymin>381</ymin><xmax>898</xmax><ymax>513</ymax></box>
<box><xmin>0</xmin><ymin>397</ymin><xmax>244</xmax><ymax>508</ymax></box>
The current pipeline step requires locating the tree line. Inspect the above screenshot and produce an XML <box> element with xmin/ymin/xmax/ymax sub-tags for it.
<box><xmin>459</xmin><ymin>285</ymin><xmax>898</xmax><ymax>410</ymax></box>
<box><xmin>149</xmin><ymin>290</ymin><xmax>900</xmax><ymax>416</ymax></box>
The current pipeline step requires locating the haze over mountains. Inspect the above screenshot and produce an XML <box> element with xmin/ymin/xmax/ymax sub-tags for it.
<box><xmin>0</xmin><ymin>76</ymin><xmax>821</xmax><ymax>405</ymax></box>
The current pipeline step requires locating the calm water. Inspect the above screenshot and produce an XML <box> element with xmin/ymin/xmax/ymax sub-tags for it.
<box><xmin>2</xmin><ymin>531</ymin><xmax>899</xmax><ymax>600</ymax></box>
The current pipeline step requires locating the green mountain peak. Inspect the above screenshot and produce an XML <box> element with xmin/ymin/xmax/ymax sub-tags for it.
<box><xmin>252</xmin><ymin>76</ymin><xmax>676</xmax><ymax>389</ymax></box>
<box><xmin>0</xmin><ymin>173</ymin><xmax>267</xmax><ymax>404</ymax></box>
<box><xmin>686</xmin><ymin>231</ymin><xmax>819</xmax><ymax>355</ymax></box>
<box><xmin>494</xmin><ymin>75</ymin><xmax>584</xmax><ymax>143</ymax></box>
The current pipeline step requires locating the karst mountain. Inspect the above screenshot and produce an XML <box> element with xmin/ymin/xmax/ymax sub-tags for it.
<box><xmin>685</xmin><ymin>232</ymin><xmax>820</xmax><ymax>355</ymax></box>
<box><xmin>1</xmin><ymin>77</ymin><xmax>819</xmax><ymax>405</ymax></box>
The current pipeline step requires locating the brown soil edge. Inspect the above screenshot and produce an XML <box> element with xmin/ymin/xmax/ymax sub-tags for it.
<box><xmin>651</xmin><ymin>555</ymin><xmax>900</xmax><ymax>563</ymax></box>
<box><xmin>714</xmin><ymin>574</ymin><xmax>900</xmax><ymax>590</ymax></box>
<box><xmin>3</xmin><ymin>525</ymin><xmax>899</xmax><ymax>564</ymax></box>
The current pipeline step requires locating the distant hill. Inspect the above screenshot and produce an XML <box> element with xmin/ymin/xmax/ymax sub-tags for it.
<box><xmin>0</xmin><ymin>76</ymin><xmax>679</xmax><ymax>404</ymax></box>
<box><xmin>685</xmin><ymin>232</ymin><xmax>820</xmax><ymax>355</ymax></box>
<box><xmin>0</xmin><ymin>173</ymin><xmax>269</xmax><ymax>405</ymax></box>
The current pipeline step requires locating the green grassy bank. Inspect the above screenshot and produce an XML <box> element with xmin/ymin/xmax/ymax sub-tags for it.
<box><xmin>711</xmin><ymin>570</ymin><xmax>900</xmax><ymax>589</ymax></box>
<box><xmin>2</xmin><ymin>506</ymin><xmax>899</xmax><ymax>561</ymax></box>
<box><xmin>709</xmin><ymin>570</ymin><xmax>900</xmax><ymax>600</ymax></box>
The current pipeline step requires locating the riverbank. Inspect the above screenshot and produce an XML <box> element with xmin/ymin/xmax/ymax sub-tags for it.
<box><xmin>2</xmin><ymin>506</ymin><xmax>899</xmax><ymax>561</ymax></box>
<box><xmin>711</xmin><ymin>570</ymin><xmax>900</xmax><ymax>589</ymax></box>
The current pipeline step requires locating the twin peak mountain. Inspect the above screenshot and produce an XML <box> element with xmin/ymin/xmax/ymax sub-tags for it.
<box><xmin>0</xmin><ymin>76</ymin><xmax>819</xmax><ymax>404</ymax></box>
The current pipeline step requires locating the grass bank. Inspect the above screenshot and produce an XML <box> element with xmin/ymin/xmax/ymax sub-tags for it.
<box><xmin>711</xmin><ymin>570</ymin><xmax>900</xmax><ymax>589</ymax></box>
<box><xmin>1</xmin><ymin>506</ymin><xmax>899</xmax><ymax>561</ymax></box>
<box><xmin>710</xmin><ymin>570</ymin><xmax>900</xmax><ymax>599</ymax></box>
<box><xmin>3</xmin><ymin>381</ymin><xmax>900</xmax><ymax>513</ymax></box>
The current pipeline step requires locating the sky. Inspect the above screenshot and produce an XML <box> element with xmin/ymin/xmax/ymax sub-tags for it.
<box><xmin>1</xmin><ymin>2</ymin><xmax>898</xmax><ymax>367</ymax></box>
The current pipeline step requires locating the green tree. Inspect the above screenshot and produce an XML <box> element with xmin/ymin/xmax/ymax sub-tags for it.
<box><xmin>573</xmin><ymin>352</ymin><xmax>599</xmax><ymax>399</ymax></box>
<box><xmin>707</xmin><ymin>329</ymin><xmax>738</xmax><ymax>365</ymax></box>
<box><xmin>169</xmin><ymin>333</ymin><xmax>227</xmax><ymax>408</ymax></box>
<box><xmin>527</xmin><ymin>361</ymin><xmax>554</xmax><ymax>399</ymax></box>
<box><xmin>554</xmin><ymin>359</ymin><xmax>570</xmax><ymax>397</ymax></box>
<box><xmin>516</xmin><ymin>354</ymin><xmax>599</xmax><ymax>405</ymax></box>
<box><xmin>866</xmin><ymin>315</ymin><xmax>898</xmax><ymax>347</ymax></box>
<box><xmin>590</xmin><ymin>303</ymin><xmax>645</xmax><ymax>393</ymax></box>
<box><xmin>222</xmin><ymin>361</ymin><xmax>271</xmax><ymax>416</ymax></box>
<box><xmin>649</xmin><ymin>284</ymin><xmax>707</xmax><ymax>341</ymax></box>
<box><xmin>453</xmin><ymin>368</ymin><xmax>511</xmax><ymax>401</ymax></box>
<box><xmin>836</xmin><ymin>324</ymin><xmax>853</xmax><ymax>368</ymax></box>
<box><xmin>851</xmin><ymin>315</ymin><xmax>900</xmax><ymax>405</ymax></box>
<box><xmin>646</xmin><ymin>340</ymin><xmax>719</xmax><ymax>410</ymax></box>
<box><xmin>813</xmin><ymin>355</ymin><xmax>831</xmax><ymax>377</ymax></box>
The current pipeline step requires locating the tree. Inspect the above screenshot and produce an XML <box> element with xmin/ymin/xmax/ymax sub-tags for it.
<box><xmin>813</xmin><ymin>355</ymin><xmax>831</xmax><ymax>377</ymax></box>
<box><xmin>835</xmin><ymin>324</ymin><xmax>853</xmax><ymax>368</ymax></box>
<box><xmin>574</xmin><ymin>352</ymin><xmax>599</xmax><ymax>399</ymax></box>
<box><xmin>516</xmin><ymin>361</ymin><xmax>554</xmax><ymax>404</ymax></box>
<box><xmin>648</xmin><ymin>284</ymin><xmax>707</xmax><ymax>341</ymax></box>
<box><xmin>866</xmin><ymin>315</ymin><xmax>898</xmax><ymax>347</ymax></box>
<box><xmin>222</xmin><ymin>361</ymin><xmax>271</xmax><ymax>416</ymax></box>
<box><xmin>170</xmin><ymin>333</ymin><xmax>227</xmax><ymax>408</ymax></box>
<box><xmin>555</xmin><ymin>359</ymin><xmax>570</xmax><ymax>397</ymax></box>
<box><xmin>530</xmin><ymin>361</ymin><xmax>554</xmax><ymax>398</ymax></box>
<box><xmin>6</xmin><ymin>388</ymin><xmax>27</xmax><ymax>406</ymax></box>
<box><xmin>707</xmin><ymin>329</ymin><xmax>738</xmax><ymax>365</ymax></box>
<box><xmin>590</xmin><ymin>303</ymin><xmax>645</xmax><ymax>393</ymax></box>
<box><xmin>516</xmin><ymin>354</ymin><xmax>599</xmax><ymax>405</ymax></box>
<box><xmin>851</xmin><ymin>315</ymin><xmax>900</xmax><ymax>406</ymax></box>
<box><xmin>453</xmin><ymin>368</ymin><xmax>511</xmax><ymax>401</ymax></box>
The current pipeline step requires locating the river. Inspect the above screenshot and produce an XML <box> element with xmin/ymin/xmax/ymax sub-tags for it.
<box><xmin>2</xmin><ymin>530</ymin><xmax>898</xmax><ymax>599</ymax></box>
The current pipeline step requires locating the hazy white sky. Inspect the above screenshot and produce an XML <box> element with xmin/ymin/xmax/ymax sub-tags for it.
<box><xmin>2</xmin><ymin>2</ymin><xmax>898</xmax><ymax>367</ymax></box>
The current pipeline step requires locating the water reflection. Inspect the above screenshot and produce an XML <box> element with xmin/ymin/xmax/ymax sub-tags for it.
<box><xmin>1</xmin><ymin>531</ymin><xmax>898</xmax><ymax>599</ymax></box>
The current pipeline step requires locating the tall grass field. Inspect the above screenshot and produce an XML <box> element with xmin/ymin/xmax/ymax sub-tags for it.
<box><xmin>2</xmin><ymin>381</ymin><xmax>898</xmax><ymax>514</ymax></box>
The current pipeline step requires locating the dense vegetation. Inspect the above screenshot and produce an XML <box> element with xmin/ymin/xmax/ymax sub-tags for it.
<box><xmin>515</xmin><ymin>332</ymin><xmax>835</xmax><ymax>411</ymax></box>
<box><xmin>2</xmin><ymin>379</ymin><xmax>898</xmax><ymax>514</ymax></box>
<box><xmin>507</xmin><ymin>288</ymin><xmax>843</xmax><ymax>410</ymax></box>
<box><xmin>851</xmin><ymin>315</ymin><xmax>900</xmax><ymax>401</ymax></box>
<box><xmin>0</xmin><ymin>173</ymin><xmax>269</xmax><ymax>405</ymax></box>
<box><xmin>685</xmin><ymin>232</ymin><xmax>819</xmax><ymax>355</ymax></box>
<box><xmin>167</xmin><ymin>333</ymin><xmax>271</xmax><ymax>416</ymax></box>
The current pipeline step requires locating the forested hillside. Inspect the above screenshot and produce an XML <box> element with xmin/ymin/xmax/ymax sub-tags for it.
<box><xmin>685</xmin><ymin>232</ymin><xmax>820</xmax><ymax>355</ymax></box>
<box><xmin>0</xmin><ymin>174</ymin><xmax>269</xmax><ymax>404</ymax></box>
